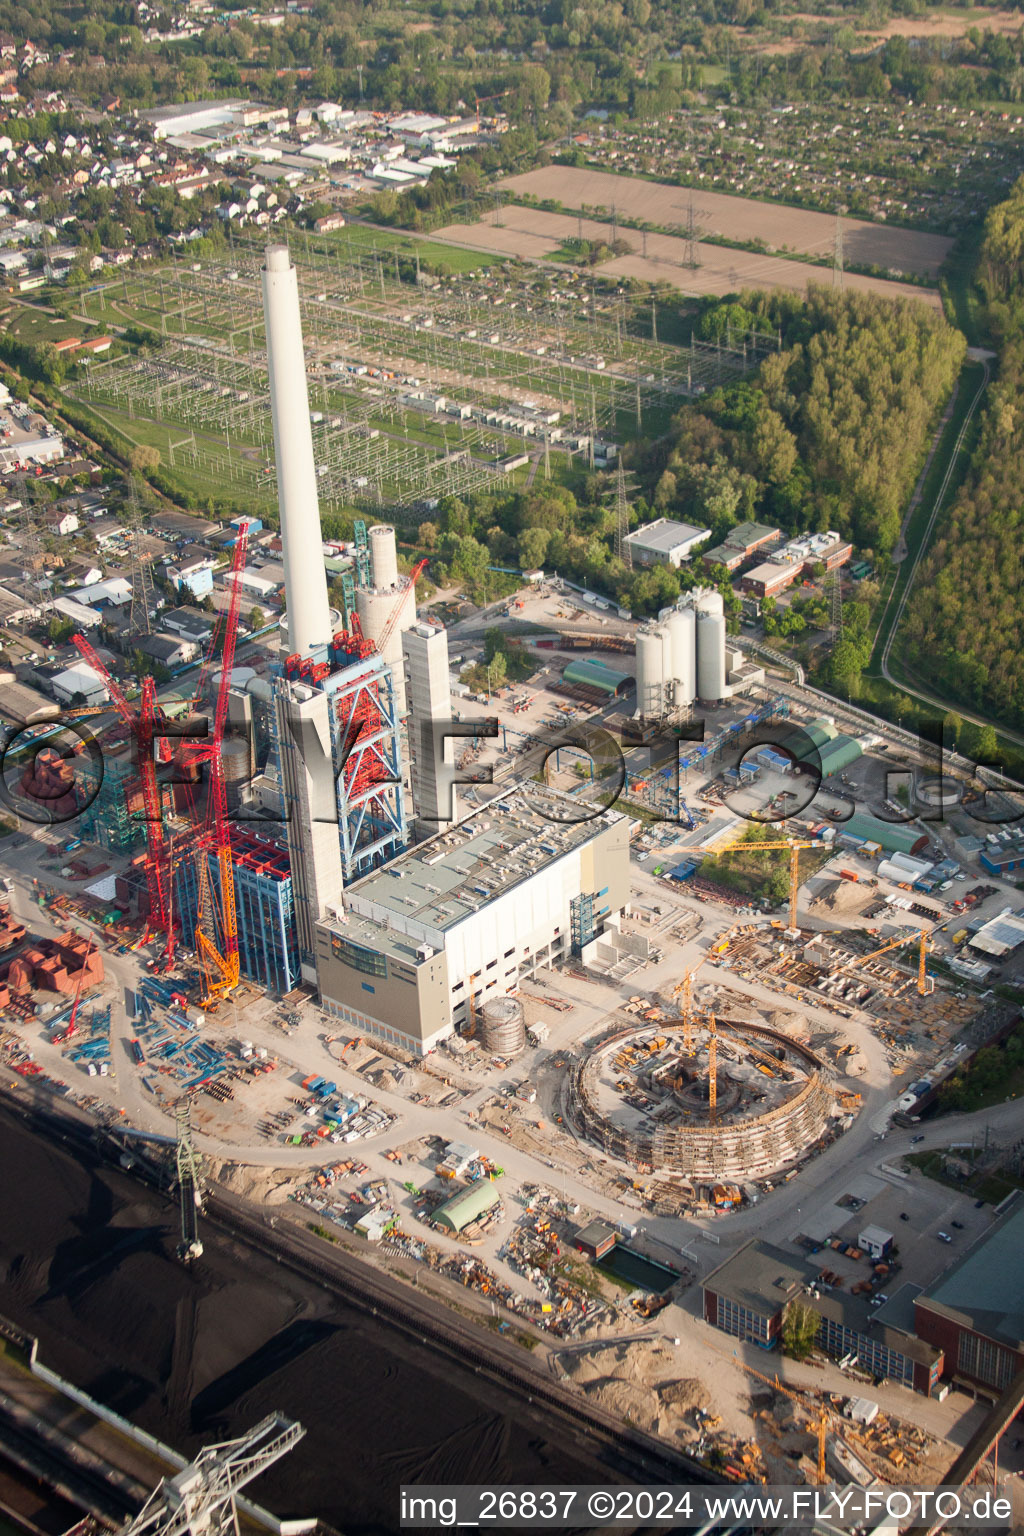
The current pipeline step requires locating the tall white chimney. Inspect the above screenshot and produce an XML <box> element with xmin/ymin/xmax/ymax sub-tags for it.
<box><xmin>262</xmin><ymin>244</ymin><xmax>332</xmax><ymax>658</ymax></box>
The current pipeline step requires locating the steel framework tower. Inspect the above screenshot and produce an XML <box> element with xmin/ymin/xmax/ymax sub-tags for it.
<box><xmin>124</xmin><ymin>1415</ymin><xmax>306</xmax><ymax>1536</ymax></box>
<box><xmin>125</xmin><ymin>488</ymin><xmax>155</xmax><ymax>638</ymax></box>
<box><xmin>614</xmin><ymin>459</ymin><xmax>632</xmax><ymax>569</ymax></box>
<box><xmin>174</xmin><ymin>1101</ymin><xmax>203</xmax><ymax>1264</ymax></box>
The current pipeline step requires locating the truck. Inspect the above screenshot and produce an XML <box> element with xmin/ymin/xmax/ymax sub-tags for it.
<box><xmin>129</xmin><ymin>1039</ymin><xmax>144</xmax><ymax>1065</ymax></box>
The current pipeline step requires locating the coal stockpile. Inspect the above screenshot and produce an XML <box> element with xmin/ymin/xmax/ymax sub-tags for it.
<box><xmin>0</xmin><ymin>1113</ymin><xmax>640</xmax><ymax>1536</ymax></box>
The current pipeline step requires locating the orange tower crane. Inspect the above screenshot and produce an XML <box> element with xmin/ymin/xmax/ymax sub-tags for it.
<box><xmin>837</xmin><ymin>923</ymin><xmax>943</xmax><ymax>997</ymax></box>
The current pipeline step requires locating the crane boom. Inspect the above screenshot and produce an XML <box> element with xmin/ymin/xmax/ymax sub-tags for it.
<box><xmin>181</xmin><ymin>521</ymin><xmax>251</xmax><ymax>1002</ymax></box>
<box><xmin>377</xmin><ymin>557</ymin><xmax>428</xmax><ymax>657</ymax></box>
<box><xmin>691</xmin><ymin>835</ymin><xmax>817</xmax><ymax>936</ymax></box>
<box><xmin>72</xmin><ymin>635</ymin><xmax>169</xmax><ymax>939</ymax></box>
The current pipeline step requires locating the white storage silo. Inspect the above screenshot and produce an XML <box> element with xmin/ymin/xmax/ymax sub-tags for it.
<box><xmin>694</xmin><ymin>586</ymin><xmax>725</xmax><ymax>619</ymax></box>
<box><xmin>696</xmin><ymin>610</ymin><xmax>727</xmax><ymax>702</ymax></box>
<box><xmin>369</xmin><ymin>523</ymin><xmax>399</xmax><ymax>591</ymax></box>
<box><xmin>668</xmin><ymin>606</ymin><xmax>696</xmax><ymax>706</ymax></box>
<box><xmin>634</xmin><ymin>625</ymin><xmax>665</xmax><ymax>718</ymax></box>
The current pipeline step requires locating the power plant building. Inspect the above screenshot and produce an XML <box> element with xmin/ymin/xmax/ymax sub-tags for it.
<box><xmin>314</xmin><ymin>791</ymin><xmax>632</xmax><ymax>1055</ymax></box>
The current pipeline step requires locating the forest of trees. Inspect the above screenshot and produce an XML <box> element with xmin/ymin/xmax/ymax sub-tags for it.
<box><xmin>903</xmin><ymin>175</ymin><xmax>1024</xmax><ymax>732</ymax></box>
<box><xmin>13</xmin><ymin>0</ymin><xmax>1024</xmax><ymax>126</ymax></box>
<box><xmin>635</xmin><ymin>287</ymin><xmax>963</xmax><ymax>562</ymax></box>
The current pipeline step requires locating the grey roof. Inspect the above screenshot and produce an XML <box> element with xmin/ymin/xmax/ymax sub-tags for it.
<box><xmin>702</xmin><ymin>1239</ymin><xmax>808</xmax><ymax>1314</ymax></box>
<box><xmin>344</xmin><ymin>788</ymin><xmax>623</xmax><ymax>939</ymax></box>
<box><xmin>137</xmin><ymin>632</ymin><xmax>189</xmax><ymax>662</ymax></box>
<box><xmin>917</xmin><ymin>1203</ymin><xmax>1024</xmax><ymax>1350</ymax></box>
<box><xmin>625</xmin><ymin>519</ymin><xmax>709</xmax><ymax>554</ymax></box>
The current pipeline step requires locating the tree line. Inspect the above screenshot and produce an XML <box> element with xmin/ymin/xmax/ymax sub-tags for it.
<box><xmin>903</xmin><ymin>174</ymin><xmax>1024</xmax><ymax>733</ymax></box>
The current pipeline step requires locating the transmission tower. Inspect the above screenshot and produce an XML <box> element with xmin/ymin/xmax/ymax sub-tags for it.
<box><xmin>126</xmin><ymin>486</ymin><xmax>155</xmax><ymax>638</ymax></box>
<box><xmin>827</xmin><ymin>567</ymin><xmax>843</xmax><ymax>645</ymax></box>
<box><xmin>832</xmin><ymin>212</ymin><xmax>844</xmax><ymax>289</ymax></box>
<box><xmin>684</xmin><ymin>194</ymin><xmax>701</xmax><ymax>270</ymax></box>
<box><xmin>175</xmin><ymin>1102</ymin><xmax>204</xmax><ymax>1263</ymax></box>
<box><xmin>613</xmin><ymin>458</ymin><xmax>638</xmax><ymax>569</ymax></box>
<box><xmin>125</xmin><ymin>1415</ymin><xmax>306</xmax><ymax>1536</ymax></box>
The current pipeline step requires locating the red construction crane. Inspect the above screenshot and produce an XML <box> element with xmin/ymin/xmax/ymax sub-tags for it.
<box><xmin>72</xmin><ymin>635</ymin><xmax>169</xmax><ymax>945</ymax></box>
<box><xmin>65</xmin><ymin>932</ymin><xmax>95</xmax><ymax>1037</ymax></box>
<box><xmin>181</xmin><ymin>520</ymin><xmax>251</xmax><ymax>1004</ymax></box>
<box><xmin>377</xmin><ymin>558</ymin><xmax>428</xmax><ymax>656</ymax></box>
<box><xmin>328</xmin><ymin>561</ymin><xmax>428</xmax><ymax>665</ymax></box>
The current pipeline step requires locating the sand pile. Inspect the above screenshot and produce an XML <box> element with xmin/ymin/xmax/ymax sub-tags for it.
<box><xmin>563</xmin><ymin>1345</ymin><xmax>712</xmax><ymax>1440</ymax></box>
<box><xmin>206</xmin><ymin>1160</ymin><xmax>305</xmax><ymax>1205</ymax></box>
<box><xmin>814</xmin><ymin>880</ymin><xmax>867</xmax><ymax>914</ymax></box>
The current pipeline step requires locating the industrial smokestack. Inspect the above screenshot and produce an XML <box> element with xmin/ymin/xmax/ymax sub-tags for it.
<box><xmin>261</xmin><ymin>244</ymin><xmax>332</xmax><ymax>658</ymax></box>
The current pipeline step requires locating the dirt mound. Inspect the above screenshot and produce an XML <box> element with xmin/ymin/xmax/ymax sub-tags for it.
<box><xmin>657</xmin><ymin>1377</ymin><xmax>710</xmax><ymax>1413</ymax></box>
<box><xmin>205</xmin><ymin>1159</ymin><xmax>305</xmax><ymax>1205</ymax></box>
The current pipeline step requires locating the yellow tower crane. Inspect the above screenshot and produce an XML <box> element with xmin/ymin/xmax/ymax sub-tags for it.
<box><xmin>733</xmin><ymin>1359</ymin><xmax>833</xmax><ymax>1484</ymax></box>
<box><xmin>689</xmin><ymin>834</ymin><xmax>818</xmax><ymax>937</ymax></box>
<box><xmin>837</xmin><ymin>922</ymin><xmax>948</xmax><ymax>997</ymax></box>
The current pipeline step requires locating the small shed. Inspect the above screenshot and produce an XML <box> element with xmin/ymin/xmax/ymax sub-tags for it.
<box><xmin>573</xmin><ymin>1220</ymin><xmax>619</xmax><ymax>1260</ymax></box>
<box><xmin>857</xmin><ymin>1225</ymin><xmax>894</xmax><ymax>1261</ymax></box>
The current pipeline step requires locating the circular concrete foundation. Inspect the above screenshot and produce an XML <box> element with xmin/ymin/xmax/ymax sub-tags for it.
<box><xmin>568</xmin><ymin>1017</ymin><xmax>834</xmax><ymax>1182</ymax></box>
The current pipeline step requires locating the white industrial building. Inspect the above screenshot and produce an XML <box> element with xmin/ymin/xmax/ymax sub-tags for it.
<box><xmin>624</xmin><ymin>518</ymin><xmax>710</xmax><ymax>568</ymax></box>
<box><xmin>51</xmin><ymin>660</ymin><xmax>108</xmax><ymax>706</ymax></box>
<box><xmin>315</xmin><ymin>791</ymin><xmax>632</xmax><ymax>1055</ymax></box>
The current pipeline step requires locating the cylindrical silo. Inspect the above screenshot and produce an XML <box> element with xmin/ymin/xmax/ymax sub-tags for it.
<box><xmin>479</xmin><ymin>995</ymin><xmax>526</xmax><ymax>1057</ymax></box>
<box><xmin>355</xmin><ymin>580</ymin><xmax>416</xmax><ymax>714</ymax></box>
<box><xmin>634</xmin><ymin>625</ymin><xmax>665</xmax><ymax>718</ymax></box>
<box><xmin>694</xmin><ymin>586</ymin><xmax>725</xmax><ymax>619</ymax></box>
<box><xmin>668</xmin><ymin>606</ymin><xmax>696</xmax><ymax>705</ymax></box>
<box><xmin>696</xmin><ymin>610</ymin><xmax>727</xmax><ymax>702</ymax></box>
<box><xmin>369</xmin><ymin>523</ymin><xmax>399</xmax><ymax>591</ymax></box>
<box><xmin>220</xmin><ymin>735</ymin><xmax>251</xmax><ymax>813</ymax></box>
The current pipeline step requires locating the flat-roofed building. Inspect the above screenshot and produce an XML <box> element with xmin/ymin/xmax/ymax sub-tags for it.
<box><xmin>315</xmin><ymin>790</ymin><xmax>631</xmax><ymax>1056</ymax></box>
<box><xmin>624</xmin><ymin>518</ymin><xmax>710</xmax><ymax>568</ymax></box>
<box><xmin>915</xmin><ymin>1201</ymin><xmax>1024</xmax><ymax>1394</ymax></box>
<box><xmin>703</xmin><ymin>1241</ymin><xmax>942</xmax><ymax>1394</ymax></box>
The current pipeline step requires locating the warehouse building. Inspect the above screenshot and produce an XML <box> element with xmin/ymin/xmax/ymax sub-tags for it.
<box><xmin>914</xmin><ymin>1203</ymin><xmax>1024</xmax><ymax>1394</ymax></box>
<box><xmin>432</xmin><ymin>1180</ymin><xmax>501</xmax><ymax>1234</ymax></box>
<box><xmin>624</xmin><ymin>518</ymin><xmax>710</xmax><ymax>568</ymax></box>
<box><xmin>315</xmin><ymin>790</ymin><xmax>632</xmax><ymax>1055</ymax></box>
<box><xmin>741</xmin><ymin>560</ymin><xmax>802</xmax><ymax>600</ymax></box>
<box><xmin>837</xmin><ymin>813</ymin><xmax>929</xmax><ymax>857</ymax></box>
<box><xmin>561</xmin><ymin>658</ymin><xmax>633</xmax><ymax>697</ymax></box>
<box><xmin>702</xmin><ymin>1240</ymin><xmax>942</xmax><ymax>1393</ymax></box>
